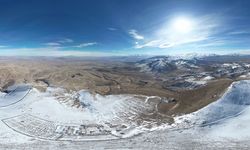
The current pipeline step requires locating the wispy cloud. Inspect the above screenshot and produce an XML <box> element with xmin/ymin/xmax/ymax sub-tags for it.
<box><xmin>74</xmin><ymin>42</ymin><xmax>97</xmax><ymax>48</ymax></box>
<box><xmin>134</xmin><ymin>15</ymin><xmax>221</xmax><ymax>49</ymax></box>
<box><xmin>108</xmin><ymin>27</ymin><xmax>117</xmax><ymax>31</ymax></box>
<box><xmin>227</xmin><ymin>30</ymin><xmax>250</xmax><ymax>35</ymax></box>
<box><xmin>44</xmin><ymin>42</ymin><xmax>61</xmax><ymax>46</ymax></box>
<box><xmin>44</xmin><ymin>38</ymin><xmax>73</xmax><ymax>47</ymax></box>
<box><xmin>58</xmin><ymin>38</ymin><xmax>74</xmax><ymax>43</ymax></box>
<box><xmin>185</xmin><ymin>39</ymin><xmax>227</xmax><ymax>49</ymax></box>
<box><xmin>0</xmin><ymin>45</ymin><xmax>8</xmax><ymax>48</ymax></box>
<box><xmin>128</xmin><ymin>29</ymin><xmax>144</xmax><ymax>40</ymax></box>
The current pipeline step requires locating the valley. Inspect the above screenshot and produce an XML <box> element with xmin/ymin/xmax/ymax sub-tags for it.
<box><xmin>1</xmin><ymin>55</ymin><xmax>250</xmax><ymax>149</ymax></box>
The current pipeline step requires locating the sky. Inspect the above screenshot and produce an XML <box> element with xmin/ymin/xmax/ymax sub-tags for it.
<box><xmin>0</xmin><ymin>0</ymin><xmax>250</xmax><ymax>56</ymax></box>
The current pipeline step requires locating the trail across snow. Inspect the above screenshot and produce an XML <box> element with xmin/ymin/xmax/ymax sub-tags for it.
<box><xmin>0</xmin><ymin>84</ymin><xmax>31</xmax><ymax>107</ymax></box>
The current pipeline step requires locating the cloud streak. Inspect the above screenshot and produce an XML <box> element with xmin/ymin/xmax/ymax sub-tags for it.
<box><xmin>44</xmin><ymin>42</ymin><xmax>61</xmax><ymax>46</ymax></box>
<box><xmin>128</xmin><ymin>29</ymin><xmax>144</xmax><ymax>40</ymax></box>
<box><xmin>74</xmin><ymin>42</ymin><xmax>97</xmax><ymax>48</ymax></box>
<box><xmin>58</xmin><ymin>38</ymin><xmax>74</xmax><ymax>43</ymax></box>
<box><xmin>0</xmin><ymin>45</ymin><xmax>8</xmax><ymax>48</ymax></box>
<box><xmin>44</xmin><ymin>38</ymin><xmax>73</xmax><ymax>47</ymax></box>
<box><xmin>108</xmin><ymin>27</ymin><xmax>117</xmax><ymax>31</ymax></box>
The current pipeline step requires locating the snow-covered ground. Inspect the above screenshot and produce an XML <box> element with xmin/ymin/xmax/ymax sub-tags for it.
<box><xmin>1</xmin><ymin>80</ymin><xmax>250</xmax><ymax>149</ymax></box>
<box><xmin>174</xmin><ymin>80</ymin><xmax>250</xmax><ymax>139</ymax></box>
<box><xmin>0</xmin><ymin>84</ymin><xmax>31</xmax><ymax>107</ymax></box>
<box><xmin>240</xmin><ymin>72</ymin><xmax>250</xmax><ymax>78</ymax></box>
<box><xmin>0</xmin><ymin>85</ymin><xmax>161</xmax><ymax>142</ymax></box>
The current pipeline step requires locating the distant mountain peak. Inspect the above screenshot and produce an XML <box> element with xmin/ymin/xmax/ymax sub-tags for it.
<box><xmin>136</xmin><ymin>56</ymin><xmax>200</xmax><ymax>73</ymax></box>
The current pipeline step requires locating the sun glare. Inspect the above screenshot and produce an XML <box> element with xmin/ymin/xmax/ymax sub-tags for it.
<box><xmin>172</xmin><ymin>17</ymin><xmax>193</xmax><ymax>33</ymax></box>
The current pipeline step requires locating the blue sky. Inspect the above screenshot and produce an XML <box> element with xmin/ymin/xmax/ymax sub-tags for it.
<box><xmin>0</xmin><ymin>0</ymin><xmax>250</xmax><ymax>56</ymax></box>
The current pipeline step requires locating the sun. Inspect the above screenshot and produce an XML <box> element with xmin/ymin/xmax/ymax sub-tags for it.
<box><xmin>172</xmin><ymin>17</ymin><xmax>193</xmax><ymax>33</ymax></box>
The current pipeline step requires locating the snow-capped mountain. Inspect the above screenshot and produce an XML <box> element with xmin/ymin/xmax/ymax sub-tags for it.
<box><xmin>136</xmin><ymin>56</ymin><xmax>199</xmax><ymax>73</ymax></box>
<box><xmin>172</xmin><ymin>59</ymin><xmax>199</xmax><ymax>69</ymax></box>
